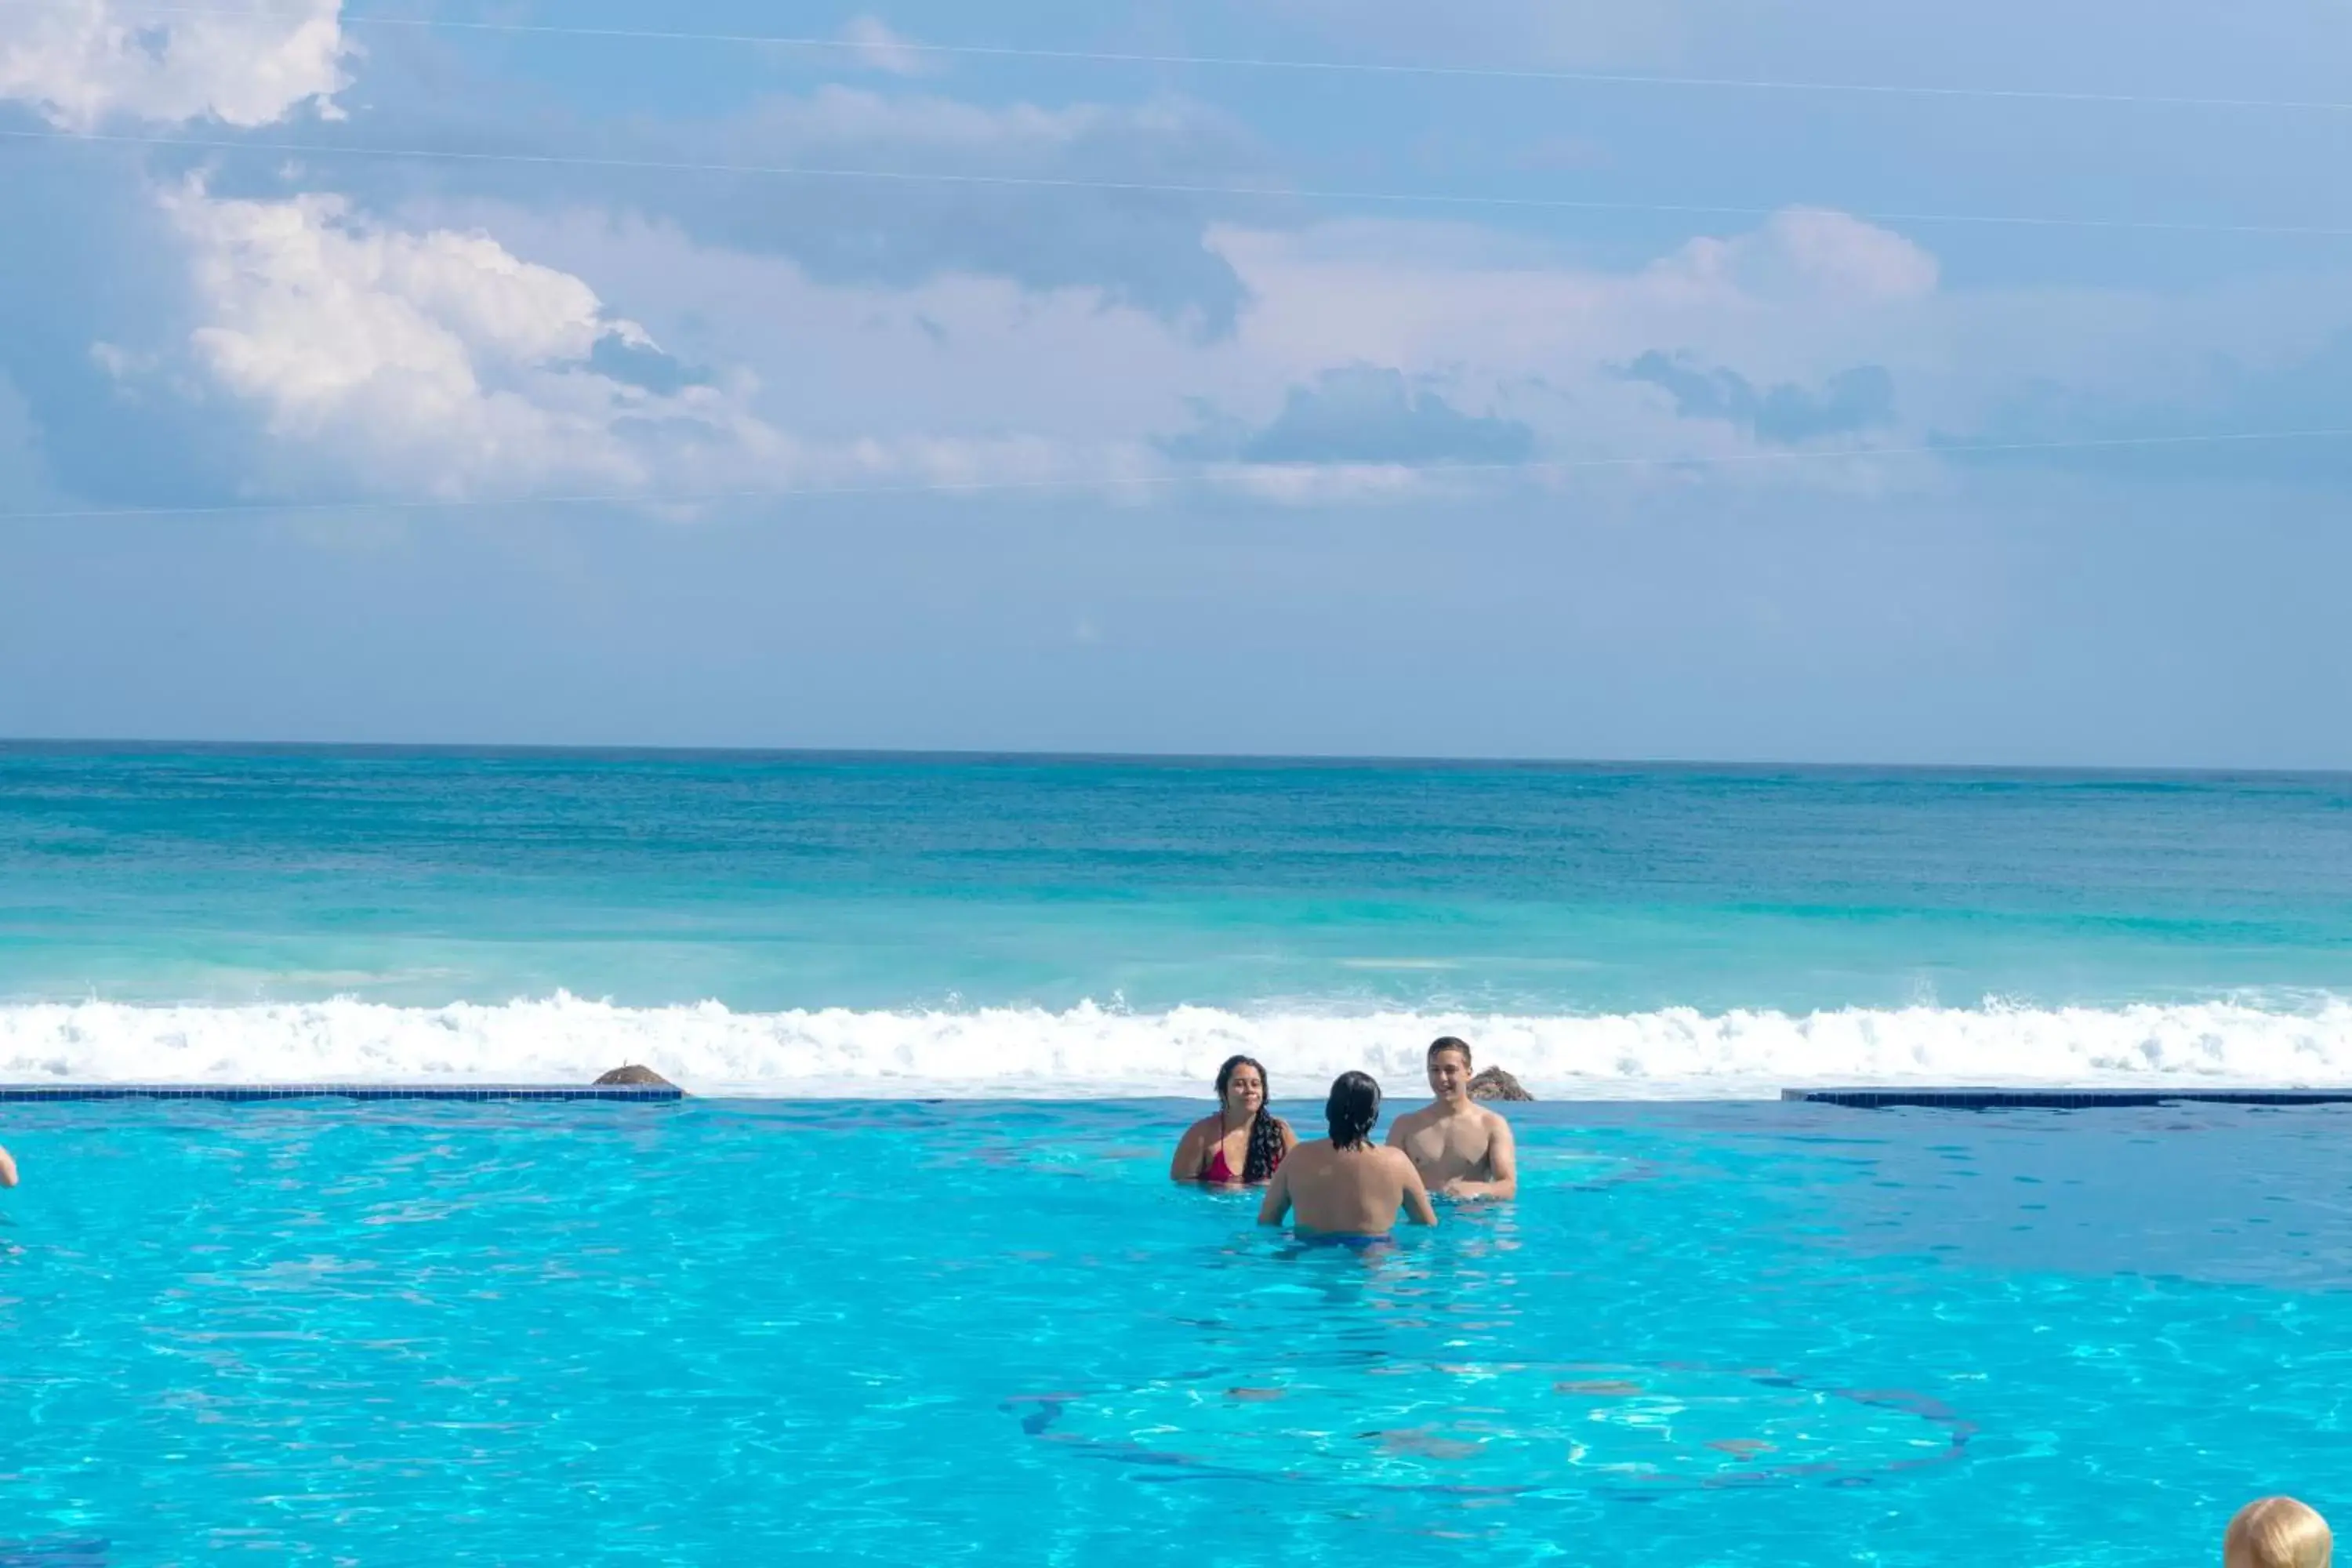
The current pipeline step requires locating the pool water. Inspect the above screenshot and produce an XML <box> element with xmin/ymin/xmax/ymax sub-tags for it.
<box><xmin>2</xmin><ymin>1099</ymin><xmax>2346</xmax><ymax>1564</ymax></box>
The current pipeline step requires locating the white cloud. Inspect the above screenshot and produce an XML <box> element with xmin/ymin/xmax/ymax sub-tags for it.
<box><xmin>99</xmin><ymin>155</ymin><xmax>1969</xmax><ymax>512</ymax></box>
<box><xmin>134</xmin><ymin>183</ymin><xmax>1167</xmax><ymax>505</ymax></box>
<box><xmin>1210</xmin><ymin>208</ymin><xmax>1937</xmax><ymax>377</ymax></box>
<box><xmin>157</xmin><ymin>181</ymin><xmax>786</xmax><ymax>498</ymax></box>
<box><xmin>381</xmin><ymin>198</ymin><xmax>1957</xmax><ymax>508</ymax></box>
<box><xmin>837</xmin><ymin>16</ymin><xmax>935</xmax><ymax>78</ymax></box>
<box><xmin>733</xmin><ymin>83</ymin><xmax>1223</xmax><ymax>162</ymax></box>
<box><xmin>1189</xmin><ymin>210</ymin><xmax>1944</xmax><ymax>478</ymax></box>
<box><xmin>1666</xmin><ymin>207</ymin><xmax>1941</xmax><ymax>305</ymax></box>
<box><xmin>1205</xmin><ymin>461</ymin><xmax>1454</xmax><ymax>504</ymax></box>
<box><xmin>0</xmin><ymin>0</ymin><xmax>349</xmax><ymax>130</ymax></box>
<box><xmin>121</xmin><ymin>178</ymin><xmax>2296</xmax><ymax>512</ymax></box>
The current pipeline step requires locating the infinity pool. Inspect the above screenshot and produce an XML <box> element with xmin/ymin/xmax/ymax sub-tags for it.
<box><xmin>2</xmin><ymin>1100</ymin><xmax>2344</xmax><ymax>1563</ymax></box>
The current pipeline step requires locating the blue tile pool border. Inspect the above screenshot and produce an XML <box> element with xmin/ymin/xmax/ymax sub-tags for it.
<box><xmin>0</xmin><ymin>1083</ymin><xmax>683</xmax><ymax>1102</ymax></box>
<box><xmin>1784</xmin><ymin>1086</ymin><xmax>2352</xmax><ymax>1110</ymax></box>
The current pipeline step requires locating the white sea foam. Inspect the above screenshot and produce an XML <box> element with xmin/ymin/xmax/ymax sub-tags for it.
<box><xmin>6</xmin><ymin>993</ymin><xmax>2352</xmax><ymax>1098</ymax></box>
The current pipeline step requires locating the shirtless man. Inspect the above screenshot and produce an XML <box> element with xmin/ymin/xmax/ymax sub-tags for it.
<box><xmin>1387</xmin><ymin>1036</ymin><xmax>1517</xmax><ymax>1200</ymax></box>
<box><xmin>0</xmin><ymin>1142</ymin><xmax>16</xmax><ymax>1188</ymax></box>
<box><xmin>1258</xmin><ymin>1072</ymin><xmax>1436</xmax><ymax>1237</ymax></box>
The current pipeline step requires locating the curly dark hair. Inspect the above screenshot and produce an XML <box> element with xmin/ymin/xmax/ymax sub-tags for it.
<box><xmin>1325</xmin><ymin>1070</ymin><xmax>1381</xmax><ymax>1151</ymax></box>
<box><xmin>1214</xmin><ymin>1053</ymin><xmax>1288</xmax><ymax>1182</ymax></box>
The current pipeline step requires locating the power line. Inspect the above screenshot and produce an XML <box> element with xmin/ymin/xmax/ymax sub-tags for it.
<box><xmin>6</xmin><ymin>427</ymin><xmax>2347</xmax><ymax>523</ymax></box>
<box><xmin>8</xmin><ymin>0</ymin><xmax>2350</xmax><ymax>114</ymax></box>
<box><xmin>9</xmin><ymin>126</ymin><xmax>2351</xmax><ymax>240</ymax></box>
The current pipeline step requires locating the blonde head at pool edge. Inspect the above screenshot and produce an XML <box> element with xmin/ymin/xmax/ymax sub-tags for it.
<box><xmin>2227</xmin><ymin>1497</ymin><xmax>2332</xmax><ymax>1568</ymax></box>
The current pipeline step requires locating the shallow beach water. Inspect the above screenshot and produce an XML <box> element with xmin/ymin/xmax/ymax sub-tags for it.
<box><xmin>3</xmin><ymin>1098</ymin><xmax>2347</xmax><ymax>1564</ymax></box>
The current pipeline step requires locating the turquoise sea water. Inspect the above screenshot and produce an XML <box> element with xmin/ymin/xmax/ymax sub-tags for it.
<box><xmin>3</xmin><ymin>1098</ymin><xmax>2347</xmax><ymax>1564</ymax></box>
<box><xmin>2</xmin><ymin>743</ymin><xmax>2351</xmax><ymax>1093</ymax></box>
<box><xmin>7</xmin><ymin>744</ymin><xmax>2352</xmax><ymax>1013</ymax></box>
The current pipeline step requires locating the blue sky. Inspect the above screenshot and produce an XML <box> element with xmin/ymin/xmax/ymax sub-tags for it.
<box><xmin>2</xmin><ymin>0</ymin><xmax>2349</xmax><ymax>764</ymax></box>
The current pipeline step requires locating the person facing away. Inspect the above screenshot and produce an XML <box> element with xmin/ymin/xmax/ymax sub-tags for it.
<box><xmin>1170</xmin><ymin>1053</ymin><xmax>1296</xmax><ymax>1186</ymax></box>
<box><xmin>1386</xmin><ymin>1036</ymin><xmax>1518</xmax><ymax>1200</ymax></box>
<box><xmin>1258</xmin><ymin>1072</ymin><xmax>1436</xmax><ymax>1237</ymax></box>
<box><xmin>2227</xmin><ymin>1497</ymin><xmax>2332</xmax><ymax>1568</ymax></box>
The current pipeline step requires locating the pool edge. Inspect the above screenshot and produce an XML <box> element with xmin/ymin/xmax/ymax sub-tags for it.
<box><xmin>0</xmin><ymin>1083</ymin><xmax>684</xmax><ymax>1102</ymax></box>
<box><xmin>1782</xmin><ymin>1086</ymin><xmax>2352</xmax><ymax>1109</ymax></box>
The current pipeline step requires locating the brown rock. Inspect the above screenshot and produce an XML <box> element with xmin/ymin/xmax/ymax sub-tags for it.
<box><xmin>593</xmin><ymin>1064</ymin><xmax>676</xmax><ymax>1087</ymax></box>
<box><xmin>1468</xmin><ymin>1066</ymin><xmax>1533</xmax><ymax>1102</ymax></box>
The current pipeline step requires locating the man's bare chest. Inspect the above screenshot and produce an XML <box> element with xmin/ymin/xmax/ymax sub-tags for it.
<box><xmin>1403</xmin><ymin>1116</ymin><xmax>1491</xmax><ymax>1169</ymax></box>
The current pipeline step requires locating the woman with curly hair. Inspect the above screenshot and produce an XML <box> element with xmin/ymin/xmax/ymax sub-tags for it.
<box><xmin>1170</xmin><ymin>1054</ymin><xmax>1296</xmax><ymax>1185</ymax></box>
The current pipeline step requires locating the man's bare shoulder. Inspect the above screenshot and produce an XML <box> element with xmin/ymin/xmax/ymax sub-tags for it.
<box><xmin>1472</xmin><ymin>1102</ymin><xmax>1514</xmax><ymax>1132</ymax></box>
<box><xmin>1388</xmin><ymin>1103</ymin><xmax>1440</xmax><ymax>1135</ymax></box>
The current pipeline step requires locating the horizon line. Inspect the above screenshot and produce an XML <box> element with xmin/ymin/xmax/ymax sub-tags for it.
<box><xmin>2</xmin><ymin>736</ymin><xmax>2347</xmax><ymax>780</ymax></box>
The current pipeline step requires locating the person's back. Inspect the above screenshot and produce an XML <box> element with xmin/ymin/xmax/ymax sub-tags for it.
<box><xmin>1259</xmin><ymin>1072</ymin><xmax>1436</xmax><ymax>1237</ymax></box>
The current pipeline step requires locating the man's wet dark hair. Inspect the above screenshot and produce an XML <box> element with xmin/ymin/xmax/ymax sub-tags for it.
<box><xmin>1326</xmin><ymin>1071</ymin><xmax>1381</xmax><ymax>1150</ymax></box>
<box><xmin>1428</xmin><ymin>1036</ymin><xmax>1473</xmax><ymax>1068</ymax></box>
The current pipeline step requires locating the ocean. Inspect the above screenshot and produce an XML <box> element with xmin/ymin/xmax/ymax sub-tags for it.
<box><xmin>3</xmin><ymin>742</ymin><xmax>2350</xmax><ymax>1095</ymax></box>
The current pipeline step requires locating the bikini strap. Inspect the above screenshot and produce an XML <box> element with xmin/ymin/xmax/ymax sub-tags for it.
<box><xmin>1199</xmin><ymin>1112</ymin><xmax>1228</xmax><ymax>1179</ymax></box>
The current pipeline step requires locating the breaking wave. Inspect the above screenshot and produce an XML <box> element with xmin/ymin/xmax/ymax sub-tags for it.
<box><xmin>6</xmin><ymin>993</ymin><xmax>2352</xmax><ymax>1098</ymax></box>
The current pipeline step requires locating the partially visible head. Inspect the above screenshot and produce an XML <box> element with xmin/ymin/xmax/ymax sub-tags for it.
<box><xmin>1215</xmin><ymin>1054</ymin><xmax>1267</xmax><ymax>1116</ymax></box>
<box><xmin>2227</xmin><ymin>1497</ymin><xmax>2333</xmax><ymax>1568</ymax></box>
<box><xmin>1427</xmin><ymin>1036</ymin><xmax>1473</xmax><ymax>1100</ymax></box>
<box><xmin>1326</xmin><ymin>1071</ymin><xmax>1381</xmax><ymax>1149</ymax></box>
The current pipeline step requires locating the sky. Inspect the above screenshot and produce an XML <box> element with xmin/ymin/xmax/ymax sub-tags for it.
<box><xmin>1</xmin><ymin>0</ymin><xmax>2349</xmax><ymax>766</ymax></box>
